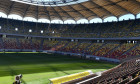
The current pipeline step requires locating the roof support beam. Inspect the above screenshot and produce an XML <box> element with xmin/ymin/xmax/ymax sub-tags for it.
<box><xmin>109</xmin><ymin>0</ymin><xmax>137</xmax><ymax>16</ymax></box>
<box><xmin>41</xmin><ymin>0</ymin><xmax>51</xmax><ymax>21</ymax></box>
<box><xmin>36</xmin><ymin>6</ymin><xmax>39</xmax><ymax>20</ymax></box>
<box><xmin>77</xmin><ymin>2</ymin><xmax>100</xmax><ymax>19</ymax></box>
<box><xmin>50</xmin><ymin>0</ymin><xmax>76</xmax><ymax>21</ymax></box>
<box><xmin>132</xmin><ymin>0</ymin><xmax>140</xmax><ymax>10</ymax></box>
<box><xmin>7</xmin><ymin>1</ymin><xmax>15</xmax><ymax>15</ymax></box>
<box><xmin>50</xmin><ymin>0</ymin><xmax>64</xmax><ymax>22</ymax></box>
<box><xmin>108</xmin><ymin>0</ymin><xmax>132</xmax><ymax>15</ymax></box>
<box><xmin>131</xmin><ymin>0</ymin><xmax>140</xmax><ymax>4</ymax></box>
<box><xmin>23</xmin><ymin>5</ymin><xmax>30</xmax><ymax>18</ymax></box>
<box><xmin>136</xmin><ymin>0</ymin><xmax>140</xmax><ymax>3</ymax></box>
<box><xmin>64</xmin><ymin>2</ymin><xmax>88</xmax><ymax>20</ymax></box>
<box><xmin>43</xmin><ymin>6</ymin><xmax>51</xmax><ymax>21</ymax></box>
<box><xmin>58</xmin><ymin>7</ymin><xmax>76</xmax><ymax>21</ymax></box>
<box><xmin>89</xmin><ymin>0</ymin><xmax>114</xmax><ymax>18</ymax></box>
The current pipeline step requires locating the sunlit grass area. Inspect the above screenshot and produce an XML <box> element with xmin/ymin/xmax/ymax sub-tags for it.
<box><xmin>0</xmin><ymin>53</ymin><xmax>117</xmax><ymax>84</ymax></box>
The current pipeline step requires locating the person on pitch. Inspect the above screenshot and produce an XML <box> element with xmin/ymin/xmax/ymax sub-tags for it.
<box><xmin>13</xmin><ymin>74</ymin><xmax>23</xmax><ymax>84</ymax></box>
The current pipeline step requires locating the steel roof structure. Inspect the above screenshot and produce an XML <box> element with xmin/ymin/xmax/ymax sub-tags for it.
<box><xmin>0</xmin><ymin>0</ymin><xmax>140</xmax><ymax>22</ymax></box>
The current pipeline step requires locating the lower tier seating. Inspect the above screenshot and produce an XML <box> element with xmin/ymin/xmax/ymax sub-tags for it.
<box><xmin>78</xmin><ymin>58</ymin><xmax>140</xmax><ymax>84</ymax></box>
<box><xmin>0</xmin><ymin>37</ymin><xmax>140</xmax><ymax>60</ymax></box>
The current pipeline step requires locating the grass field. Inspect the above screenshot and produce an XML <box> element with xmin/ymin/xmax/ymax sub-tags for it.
<box><xmin>0</xmin><ymin>52</ymin><xmax>117</xmax><ymax>84</ymax></box>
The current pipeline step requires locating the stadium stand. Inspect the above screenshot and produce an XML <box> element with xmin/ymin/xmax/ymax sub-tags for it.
<box><xmin>0</xmin><ymin>16</ymin><xmax>139</xmax><ymax>61</ymax></box>
<box><xmin>94</xmin><ymin>43</ymin><xmax>119</xmax><ymax>56</ymax></box>
<box><xmin>54</xmin><ymin>40</ymin><xmax>68</xmax><ymax>51</ymax></box>
<box><xmin>18</xmin><ymin>38</ymin><xmax>33</xmax><ymax>50</ymax></box>
<box><xmin>0</xmin><ymin>36</ymin><xmax>139</xmax><ymax>61</ymax></box>
<box><xmin>0</xmin><ymin>18</ymin><xmax>140</xmax><ymax>38</ymax></box>
<box><xmin>121</xmin><ymin>44</ymin><xmax>140</xmax><ymax>59</ymax></box>
<box><xmin>43</xmin><ymin>39</ymin><xmax>59</xmax><ymax>50</ymax></box>
<box><xmin>71</xmin><ymin>42</ymin><xmax>91</xmax><ymax>54</ymax></box>
<box><xmin>107</xmin><ymin>43</ymin><xmax>136</xmax><ymax>59</ymax></box>
<box><xmin>84</xmin><ymin>43</ymin><xmax>103</xmax><ymax>55</ymax></box>
<box><xmin>59</xmin><ymin>41</ymin><xmax>79</xmax><ymax>52</ymax></box>
<box><xmin>77</xmin><ymin>58</ymin><xmax>140</xmax><ymax>84</ymax></box>
<box><xmin>0</xmin><ymin>0</ymin><xmax>140</xmax><ymax>84</ymax></box>
<box><xmin>3</xmin><ymin>37</ymin><xmax>19</xmax><ymax>49</ymax></box>
<box><xmin>32</xmin><ymin>38</ymin><xmax>42</xmax><ymax>50</ymax></box>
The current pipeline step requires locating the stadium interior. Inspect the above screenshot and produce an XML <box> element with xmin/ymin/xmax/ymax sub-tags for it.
<box><xmin>0</xmin><ymin>0</ymin><xmax>139</xmax><ymax>84</ymax></box>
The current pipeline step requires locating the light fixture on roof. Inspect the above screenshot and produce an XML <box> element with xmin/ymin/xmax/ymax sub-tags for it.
<box><xmin>0</xmin><ymin>26</ymin><xmax>1</xmax><ymax>29</ymax></box>
<box><xmin>133</xmin><ymin>41</ymin><xmax>135</xmax><ymax>44</ymax></box>
<box><xmin>15</xmin><ymin>28</ymin><xmax>18</xmax><ymax>31</ymax></box>
<box><xmin>52</xmin><ymin>31</ymin><xmax>55</xmax><ymax>33</ymax></box>
<box><xmin>41</xmin><ymin>30</ymin><xmax>43</xmax><ymax>33</ymax></box>
<box><xmin>29</xmin><ymin>29</ymin><xmax>32</xmax><ymax>32</ymax></box>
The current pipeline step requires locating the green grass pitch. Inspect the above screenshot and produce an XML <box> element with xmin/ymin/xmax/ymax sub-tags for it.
<box><xmin>0</xmin><ymin>52</ymin><xmax>117</xmax><ymax>84</ymax></box>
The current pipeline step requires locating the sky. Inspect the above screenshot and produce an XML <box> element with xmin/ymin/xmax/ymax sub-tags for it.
<box><xmin>11</xmin><ymin>0</ymin><xmax>89</xmax><ymax>6</ymax></box>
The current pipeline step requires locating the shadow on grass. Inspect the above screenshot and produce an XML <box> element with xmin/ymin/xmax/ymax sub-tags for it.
<box><xmin>8</xmin><ymin>66</ymin><xmax>27</xmax><ymax>84</ymax></box>
<box><xmin>0</xmin><ymin>53</ymin><xmax>117</xmax><ymax>77</ymax></box>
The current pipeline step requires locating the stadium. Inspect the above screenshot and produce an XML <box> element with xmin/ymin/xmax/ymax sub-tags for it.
<box><xmin>0</xmin><ymin>0</ymin><xmax>139</xmax><ymax>84</ymax></box>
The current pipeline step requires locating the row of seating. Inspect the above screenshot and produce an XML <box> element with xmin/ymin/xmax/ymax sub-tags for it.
<box><xmin>19</xmin><ymin>38</ymin><xmax>32</xmax><ymax>49</ymax></box>
<box><xmin>78</xmin><ymin>58</ymin><xmax>140</xmax><ymax>84</ymax></box>
<box><xmin>121</xmin><ymin>44</ymin><xmax>140</xmax><ymax>59</ymax></box>
<box><xmin>107</xmin><ymin>43</ymin><xmax>136</xmax><ymax>59</ymax></box>
<box><xmin>3</xmin><ymin>38</ymin><xmax>19</xmax><ymax>49</ymax></box>
<box><xmin>94</xmin><ymin>43</ymin><xmax>119</xmax><ymax>56</ymax></box>
<box><xmin>1</xmin><ymin>37</ymin><xmax>139</xmax><ymax>60</ymax></box>
<box><xmin>84</xmin><ymin>43</ymin><xmax>103</xmax><ymax>55</ymax></box>
<box><xmin>59</xmin><ymin>41</ymin><xmax>79</xmax><ymax>52</ymax></box>
<box><xmin>43</xmin><ymin>40</ymin><xmax>59</xmax><ymax>50</ymax></box>
<box><xmin>0</xmin><ymin>18</ymin><xmax>140</xmax><ymax>38</ymax></box>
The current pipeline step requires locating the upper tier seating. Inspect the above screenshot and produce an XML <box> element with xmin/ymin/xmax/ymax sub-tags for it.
<box><xmin>0</xmin><ymin>18</ymin><xmax>140</xmax><ymax>38</ymax></box>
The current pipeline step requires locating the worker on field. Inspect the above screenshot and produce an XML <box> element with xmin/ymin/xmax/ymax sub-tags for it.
<box><xmin>13</xmin><ymin>74</ymin><xmax>22</xmax><ymax>84</ymax></box>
